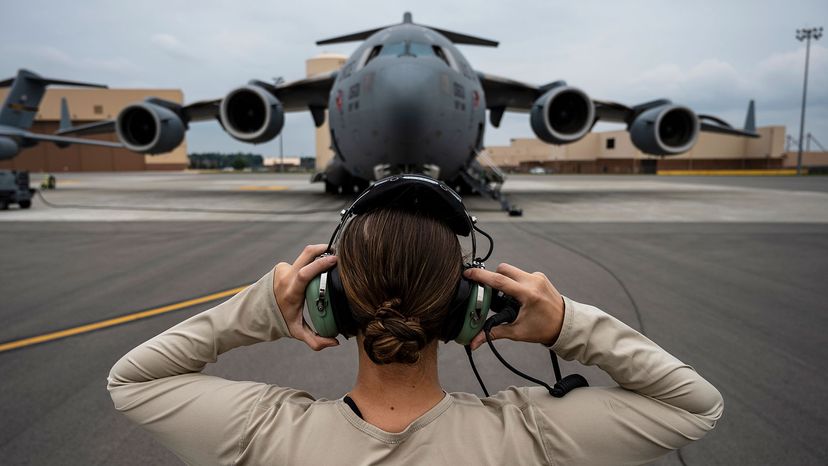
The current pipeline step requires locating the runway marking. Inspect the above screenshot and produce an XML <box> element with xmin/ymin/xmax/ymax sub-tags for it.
<box><xmin>0</xmin><ymin>285</ymin><xmax>249</xmax><ymax>353</ymax></box>
<box><xmin>238</xmin><ymin>185</ymin><xmax>289</xmax><ymax>191</ymax></box>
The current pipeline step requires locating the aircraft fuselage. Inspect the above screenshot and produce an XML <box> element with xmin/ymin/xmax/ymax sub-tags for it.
<box><xmin>327</xmin><ymin>24</ymin><xmax>485</xmax><ymax>185</ymax></box>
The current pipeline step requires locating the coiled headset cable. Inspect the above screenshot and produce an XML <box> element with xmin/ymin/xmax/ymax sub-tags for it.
<box><xmin>465</xmin><ymin>289</ymin><xmax>588</xmax><ymax>398</ymax></box>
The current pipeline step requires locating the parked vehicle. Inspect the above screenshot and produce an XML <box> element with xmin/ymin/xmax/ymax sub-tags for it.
<box><xmin>0</xmin><ymin>170</ymin><xmax>33</xmax><ymax>210</ymax></box>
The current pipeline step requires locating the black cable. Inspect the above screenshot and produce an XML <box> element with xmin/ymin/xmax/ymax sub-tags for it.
<box><xmin>485</xmin><ymin>329</ymin><xmax>557</xmax><ymax>395</ymax></box>
<box><xmin>550</xmin><ymin>350</ymin><xmax>563</xmax><ymax>382</ymax></box>
<box><xmin>513</xmin><ymin>223</ymin><xmax>646</xmax><ymax>334</ymax></box>
<box><xmin>473</xmin><ymin>224</ymin><xmax>495</xmax><ymax>262</ymax></box>
<box><xmin>464</xmin><ymin>345</ymin><xmax>489</xmax><ymax>397</ymax></box>
<box><xmin>36</xmin><ymin>190</ymin><xmax>349</xmax><ymax>216</ymax></box>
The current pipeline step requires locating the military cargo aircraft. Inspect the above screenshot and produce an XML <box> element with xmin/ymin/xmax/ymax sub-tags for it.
<box><xmin>59</xmin><ymin>12</ymin><xmax>757</xmax><ymax>212</ymax></box>
<box><xmin>0</xmin><ymin>69</ymin><xmax>122</xmax><ymax>160</ymax></box>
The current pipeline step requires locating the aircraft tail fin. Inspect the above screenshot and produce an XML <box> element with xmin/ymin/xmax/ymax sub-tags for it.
<box><xmin>0</xmin><ymin>69</ymin><xmax>107</xmax><ymax>130</ymax></box>
<box><xmin>316</xmin><ymin>12</ymin><xmax>498</xmax><ymax>47</ymax></box>
<box><xmin>743</xmin><ymin>99</ymin><xmax>756</xmax><ymax>134</ymax></box>
<box><xmin>59</xmin><ymin>97</ymin><xmax>72</xmax><ymax>132</ymax></box>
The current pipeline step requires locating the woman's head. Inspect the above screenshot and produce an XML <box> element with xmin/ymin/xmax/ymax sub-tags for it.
<box><xmin>338</xmin><ymin>207</ymin><xmax>463</xmax><ymax>365</ymax></box>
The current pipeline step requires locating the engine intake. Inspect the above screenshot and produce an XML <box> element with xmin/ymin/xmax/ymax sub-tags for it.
<box><xmin>115</xmin><ymin>102</ymin><xmax>185</xmax><ymax>154</ymax></box>
<box><xmin>629</xmin><ymin>105</ymin><xmax>699</xmax><ymax>155</ymax></box>
<box><xmin>220</xmin><ymin>85</ymin><xmax>284</xmax><ymax>144</ymax></box>
<box><xmin>530</xmin><ymin>86</ymin><xmax>594</xmax><ymax>144</ymax></box>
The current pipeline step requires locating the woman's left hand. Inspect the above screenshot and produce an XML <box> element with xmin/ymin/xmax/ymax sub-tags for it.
<box><xmin>273</xmin><ymin>244</ymin><xmax>340</xmax><ymax>351</ymax></box>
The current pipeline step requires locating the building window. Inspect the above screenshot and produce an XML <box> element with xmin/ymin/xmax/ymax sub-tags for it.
<box><xmin>93</xmin><ymin>105</ymin><xmax>103</xmax><ymax>115</ymax></box>
<box><xmin>606</xmin><ymin>138</ymin><xmax>615</xmax><ymax>149</ymax></box>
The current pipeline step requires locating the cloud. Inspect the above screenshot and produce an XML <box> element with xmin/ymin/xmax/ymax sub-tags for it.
<box><xmin>27</xmin><ymin>45</ymin><xmax>141</xmax><ymax>75</ymax></box>
<box><xmin>150</xmin><ymin>33</ymin><xmax>199</xmax><ymax>62</ymax></box>
<box><xmin>623</xmin><ymin>44</ymin><xmax>828</xmax><ymax>116</ymax></box>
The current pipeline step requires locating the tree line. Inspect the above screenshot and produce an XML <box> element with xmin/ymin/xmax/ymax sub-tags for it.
<box><xmin>188</xmin><ymin>152</ymin><xmax>264</xmax><ymax>170</ymax></box>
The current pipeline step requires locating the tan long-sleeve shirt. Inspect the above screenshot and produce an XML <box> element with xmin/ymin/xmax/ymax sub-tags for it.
<box><xmin>108</xmin><ymin>268</ymin><xmax>723</xmax><ymax>465</ymax></box>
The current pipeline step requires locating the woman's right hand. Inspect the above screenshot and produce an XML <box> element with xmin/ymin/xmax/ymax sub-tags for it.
<box><xmin>463</xmin><ymin>263</ymin><xmax>565</xmax><ymax>350</ymax></box>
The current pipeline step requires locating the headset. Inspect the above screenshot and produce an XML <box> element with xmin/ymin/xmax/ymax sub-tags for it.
<box><xmin>304</xmin><ymin>174</ymin><xmax>587</xmax><ymax>397</ymax></box>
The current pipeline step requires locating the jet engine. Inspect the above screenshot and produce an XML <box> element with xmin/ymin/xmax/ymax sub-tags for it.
<box><xmin>220</xmin><ymin>85</ymin><xmax>284</xmax><ymax>144</ymax></box>
<box><xmin>115</xmin><ymin>102</ymin><xmax>185</xmax><ymax>154</ymax></box>
<box><xmin>0</xmin><ymin>137</ymin><xmax>20</xmax><ymax>160</ymax></box>
<box><xmin>530</xmin><ymin>86</ymin><xmax>595</xmax><ymax>144</ymax></box>
<box><xmin>629</xmin><ymin>104</ymin><xmax>699</xmax><ymax>155</ymax></box>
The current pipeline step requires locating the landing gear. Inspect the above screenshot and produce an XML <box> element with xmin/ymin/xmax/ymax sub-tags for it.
<box><xmin>325</xmin><ymin>181</ymin><xmax>340</xmax><ymax>195</ymax></box>
<box><xmin>457</xmin><ymin>162</ymin><xmax>522</xmax><ymax>216</ymax></box>
<box><xmin>351</xmin><ymin>178</ymin><xmax>370</xmax><ymax>194</ymax></box>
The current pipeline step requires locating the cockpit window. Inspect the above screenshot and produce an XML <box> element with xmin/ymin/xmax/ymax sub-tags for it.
<box><xmin>408</xmin><ymin>42</ymin><xmax>433</xmax><ymax>57</ymax></box>
<box><xmin>363</xmin><ymin>41</ymin><xmax>454</xmax><ymax>68</ymax></box>
<box><xmin>364</xmin><ymin>45</ymin><xmax>382</xmax><ymax>66</ymax></box>
<box><xmin>432</xmin><ymin>46</ymin><xmax>450</xmax><ymax>67</ymax></box>
<box><xmin>379</xmin><ymin>41</ymin><xmax>407</xmax><ymax>57</ymax></box>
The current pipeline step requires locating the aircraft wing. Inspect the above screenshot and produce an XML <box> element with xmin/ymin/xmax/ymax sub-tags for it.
<box><xmin>477</xmin><ymin>71</ymin><xmax>540</xmax><ymax>112</ymax></box>
<box><xmin>58</xmin><ymin>71</ymin><xmax>338</xmax><ymax>136</ymax></box>
<box><xmin>0</xmin><ymin>128</ymin><xmax>122</xmax><ymax>148</ymax></box>
<box><xmin>182</xmin><ymin>71</ymin><xmax>338</xmax><ymax>122</ymax></box>
<box><xmin>55</xmin><ymin>119</ymin><xmax>115</xmax><ymax>136</ymax></box>
<box><xmin>477</xmin><ymin>71</ymin><xmax>759</xmax><ymax>137</ymax></box>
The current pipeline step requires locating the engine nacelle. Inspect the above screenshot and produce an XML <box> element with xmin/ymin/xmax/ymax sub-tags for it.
<box><xmin>116</xmin><ymin>102</ymin><xmax>185</xmax><ymax>154</ymax></box>
<box><xmin>220</xmin><ymin>85</ymin><xmax>284</xmax><ymax>144</ymax></box>
<box><xmin>0</xmin><ymin>137</ymin><xmax>20</xmax><ymax>160</ymax></box>
<box><xmin>629</xmin><ymin>105</ymin><xmax>699</xmax><ymax>155</ymax></box>
<box><xmin>530</xmin><ymin>86</ymin><xmax>595</xmax><ymax>144</ymax></box>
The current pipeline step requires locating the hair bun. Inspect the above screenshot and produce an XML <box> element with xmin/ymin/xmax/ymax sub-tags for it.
<box><xmin>363</xmin><ymin>298</ymin><xmax>428</xmax><ymax>365</ymax></box>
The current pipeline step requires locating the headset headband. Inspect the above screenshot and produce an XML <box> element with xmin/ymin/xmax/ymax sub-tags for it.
<box><xmin>326</xmin><ymin>175</ymin><xmax>482</xmax><ymax>261</ymax></box>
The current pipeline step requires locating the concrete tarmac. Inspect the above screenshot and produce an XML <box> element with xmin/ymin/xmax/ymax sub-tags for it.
<box><xmin>1</xmin><ymin>173</ymin><xmax>827</xmax><ymax>465</ymax></box>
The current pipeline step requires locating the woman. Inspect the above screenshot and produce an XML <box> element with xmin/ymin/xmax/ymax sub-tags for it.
<box><xmin>108</xmin><ymin>194</ymin><xmax>723</xmax><ymax>465</ymax></box>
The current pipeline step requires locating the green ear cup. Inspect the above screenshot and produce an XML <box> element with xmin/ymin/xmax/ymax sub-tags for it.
<box><xmin>454</xmin><ymin>284</ymin><xmax>492</xmax><ymax>345</ymax></box>
<box><xmin>305</xmin><ymin>273</ymin><xmax>339</xmax><ymax>338</ymax></box>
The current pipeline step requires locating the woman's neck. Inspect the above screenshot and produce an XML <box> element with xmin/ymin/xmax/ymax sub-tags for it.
<box><xmin>348</xmin><ymin>338</ymin><xmax>444</xmax><ymax>433</ymax></box>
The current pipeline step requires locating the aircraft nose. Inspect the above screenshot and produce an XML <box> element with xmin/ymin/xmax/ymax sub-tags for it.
<box><xmin>374</xmin><ymin>63</ymin><xmax>437</xmax><ymax>140</ymax></box>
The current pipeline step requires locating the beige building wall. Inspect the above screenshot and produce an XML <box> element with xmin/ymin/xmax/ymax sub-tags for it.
<box><xmin>781</xmin><ymin>151</ymin><xmax>828</xmax><ymax>167</ymax></box>
<box><xmin>0</xmin><ymin>87</ymin><xmax>188</xmax><ymax>169</ymax></box>
<box><xmin>307</xmin><ymin>53</ymin><xmax>347</xmax><ymax>171</ymax></box>
<box><xmin>484</xmin><ymin>125</ymin><xmax>787</xmax><ymax>167</ymax></box>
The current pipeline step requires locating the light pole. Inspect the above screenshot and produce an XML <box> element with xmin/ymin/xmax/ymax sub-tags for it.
<box><xmin>795</xmin><ymin>26</ymin><xmax>823</xmax><ymax>175</ymax></box>
<box><xmin>279</xmin><ymin>133</ymin><xmax>284</xmax><ymax>173</ymax></box>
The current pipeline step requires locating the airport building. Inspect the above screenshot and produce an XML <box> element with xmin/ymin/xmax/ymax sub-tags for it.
<box><xmin>0</xmin><ymin>88</ymin><xmax>188</xmax><ymax>171</ymax></box>
<box><xmin>482</xmin><ymin>125</ymin><xmax>797</xmax><ymax>174</ymax></box>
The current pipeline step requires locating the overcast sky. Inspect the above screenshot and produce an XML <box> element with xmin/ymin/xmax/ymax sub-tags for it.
<box><xmin>2</xmin><ymin>0</ymin><xmax>826</xmax><ymax>157</ymax></box>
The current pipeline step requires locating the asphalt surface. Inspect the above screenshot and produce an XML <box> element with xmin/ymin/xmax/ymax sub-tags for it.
<box><xmin>1</xmin><ymin>174</ymin><xmax>827</xmax><ymax>465</ymax></box>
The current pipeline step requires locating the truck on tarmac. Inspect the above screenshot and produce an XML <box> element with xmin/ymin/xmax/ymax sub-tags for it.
<box><xmin>0</xmin><ymin>170</ymin><xmax>33</xmax><ymax>210</ymax></box>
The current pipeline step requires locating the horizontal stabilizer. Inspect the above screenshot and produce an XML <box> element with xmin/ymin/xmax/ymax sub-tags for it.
<box><xmin>0</xmin><ymin>69</ymin><xmax>106</xmax><ymax>89</ymax></box>
<box><xmin>424</xmin><ymin>27</ymin><xmax>498</xmax><ymax>47</ymax></box>
<box><xmin>316</xmin><ymin>12</ymin><xmax>498</xmax><ymax>47</ymax></box>
<box><xmin>317</xmin><ymin>26</ymin><xmax>389</xmax><ymax>45</ymax></box>
<box><xmin>698</xmin><ymin>115</ymin><xmax>759</xmax><ymax>138</ymax></box>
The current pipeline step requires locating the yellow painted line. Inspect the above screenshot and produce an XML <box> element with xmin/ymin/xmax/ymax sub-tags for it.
<box><xmin>0</xmin><ymin>285</ymin><xmax>249</xmax><ymax>353</ymax></box>
<box><xmin>238</xmin><ymin>185</ymin><xmax>289</xmax><ymax>191</ymax></box>
<box><xmin>658</xmin><ymin>169</ymin><xmax>801</xmax><ymax>176</ymax></box>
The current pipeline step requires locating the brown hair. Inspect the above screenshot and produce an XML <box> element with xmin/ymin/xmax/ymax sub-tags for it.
<box><xmin>338</xmin><ymin>208</ymin><xmax>462</xmax><ymax>365</ymax></box>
